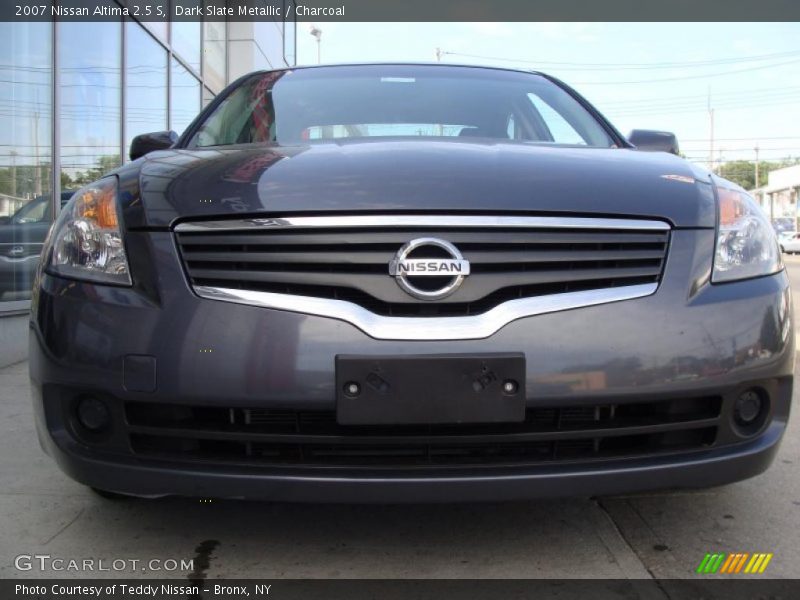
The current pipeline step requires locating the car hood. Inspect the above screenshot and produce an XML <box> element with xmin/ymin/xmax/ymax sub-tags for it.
<box><xmin>123</xmin><ymin>139</ymin><xmax>716</xmax><ymax>229</ymax></box>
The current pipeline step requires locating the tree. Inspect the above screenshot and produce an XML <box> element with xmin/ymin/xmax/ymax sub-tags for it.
<box><xmin>1</xmin><ymin>154</ymin><xmax>122</xmax><ymax>199</ymax></box>
<box><xmin>61</xmin><ymin>154</ymin><xmax>122</xmax><ymax>189</ymax></box>
<box><xmin>0</xmin><ymin>163</ymin><xmax>52</xmax><ymax>199</ymax></box>
<box><xmin>717</xmin><ymin>158</ymin><xmax>800</xmax><ymax>190</ymax></box>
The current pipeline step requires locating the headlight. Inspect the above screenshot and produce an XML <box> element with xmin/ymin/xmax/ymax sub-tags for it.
<box><xmin>712</xmin><ymin>187</ymin><xmax>782</xmax><ymax>283</ymax></box>
<box><xmin>45</xmin><ymin>177</ymin><xmax>132</xmax><ymax>285</ymax></box>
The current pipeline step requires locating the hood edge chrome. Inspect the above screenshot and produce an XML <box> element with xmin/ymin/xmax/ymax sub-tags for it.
<box><xmin>174</xmin><ymin>215</ymin><xmax>671</xmax><ymax>233</ymax></box>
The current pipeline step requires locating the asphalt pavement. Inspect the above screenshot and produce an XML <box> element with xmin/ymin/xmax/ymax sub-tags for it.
<box><xmin>1</xmin><ymin>260</ymin><xmax>799</xmax><ymax>580</ymax></box>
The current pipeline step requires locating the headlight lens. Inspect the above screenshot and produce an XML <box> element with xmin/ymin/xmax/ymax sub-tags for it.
<box><xmin>46</xmin><ymin>177</ymin><xmax>132</xmax><ymax>285</ymax></box>
<box><xmin>712</xmin><ymin>187</ymin><xmax>782</xmax><ymax>283</ymax></box>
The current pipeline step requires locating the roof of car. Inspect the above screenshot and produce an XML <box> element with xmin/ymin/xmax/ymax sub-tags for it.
<box><xmin>254</xmin><ymin>62</ymin><xmax>546</xmax><ymax>77</ymax></box>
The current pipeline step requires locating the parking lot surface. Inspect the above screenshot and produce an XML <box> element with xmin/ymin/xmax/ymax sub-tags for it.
<box><xmin>2</xmin><ymin>259</ymin><xmax>799</xmax><ymax>580</ymax></box>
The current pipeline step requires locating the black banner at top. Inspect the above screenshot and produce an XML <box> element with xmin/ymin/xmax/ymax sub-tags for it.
<box><xmin>2</xmin><ymin>0</ymin><xmax>800</xmax><ymax>22</ymax></box>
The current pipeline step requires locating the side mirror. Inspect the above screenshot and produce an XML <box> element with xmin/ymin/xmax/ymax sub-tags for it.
<box><xmin>0</xmin><ymin>216</ymin><xmax>10</xmax><ymax>225</ymax></box>
<box><xmin>628</xmin><ymin>130</ymin><xmax>680</xmax><ymax>155</ymax></box>
<box><xmin>60</xmin><ymin>190</ymin><xmax>76</xmax><ymax>207</ymax></box>
<box><xmin>129</xmin><ymin>130</ymin><xmax>178</xmax><ymax>161</ymax></box>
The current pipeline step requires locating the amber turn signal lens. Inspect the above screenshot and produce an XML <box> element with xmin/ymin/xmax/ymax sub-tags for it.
<box><xmin>718</xmin><ymin>187</ymin><xmax>746</xmax><ymax>227</ymax></box>
<box><xmin>76</xmin><ymin>180</ymin><xmax>119</xmax><ymax>229</ymax></box>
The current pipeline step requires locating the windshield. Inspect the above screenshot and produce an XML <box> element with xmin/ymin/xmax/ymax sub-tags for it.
<box><xmin>12</xmin><ymin>196</ymin><xmax>49</xmax><ymax>224</ymax></box>
<box><xmin>187</xmin><ymin>65</ymin><xmax>616</xmax><ymax>148</ymax></box>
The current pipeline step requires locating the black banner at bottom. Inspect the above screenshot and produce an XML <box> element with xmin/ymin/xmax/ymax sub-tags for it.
<box><xmin>3</xmin><ymin>579</ymin><xmax>800</xmax><ymax>600</ymax></box>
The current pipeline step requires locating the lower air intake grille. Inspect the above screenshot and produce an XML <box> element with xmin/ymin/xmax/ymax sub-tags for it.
<box><xmin>125</xmin><ymin>396</ymin><xmax>720</xmax><ymax>468</ymax></box>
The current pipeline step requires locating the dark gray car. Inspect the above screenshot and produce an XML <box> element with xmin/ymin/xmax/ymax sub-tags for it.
<box><xmin>0</xmin><ymin>192</ymin><xmax>73</xmax><ymax>299</ymax></box>
<box><xmin>29</xmin><ymin>65</ymin><xmax>793</xmax><ymax>501</ymax></box>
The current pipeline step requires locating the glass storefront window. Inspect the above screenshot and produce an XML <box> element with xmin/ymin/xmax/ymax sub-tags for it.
<box><xmin>0</xmin><ymin>22</ymin><xmax>53</xmax><ymax>303</ymax></box>
<box><xmin>203</xmin><ymin>87</ymin><xmax>216</xmax><ymax>109</ymax></box>
<box><xmin>125</xmin><ymin>23</ymin><xmax>168</xmax><ymax>160</ymax></box>
<box><xmin>59</xmin><ymin>20</ymin><xmax>122</xmax><ymax>189</ymax></box>
<box><xmin>203</xmin><ymin>21</ymin><xmax>227</xmax><ymax>93</ymax></box>
<box><xmin>171</xmin><ymin>9</ymin><xmax>201</xmax><ymax>75</ymax></box>
<box><xmin>171</xmin><ymin>58</ymin><xmax>201</xmax><ymax>136</ymax></box>
<box><xmin>0</xmin><ymin>12</ymin><xmax>294</xmax><ymax>308</ymax></box>
<box><xmin>143</xmin><ymin>20</ymin><xmax>168</xmax><ymax>45</ymax></box>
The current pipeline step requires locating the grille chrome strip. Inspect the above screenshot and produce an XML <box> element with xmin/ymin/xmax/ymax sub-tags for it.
<box><xmin>174</xmin><ymin>215</ymin><xmax>671</xmax><ymax>233</ymax></box>
<box><xmin>193</xmin><ymin>283</ymin><xmax>657</xmax><ymax>341</ymax></box>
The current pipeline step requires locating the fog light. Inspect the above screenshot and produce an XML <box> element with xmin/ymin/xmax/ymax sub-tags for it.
<box><xmin>734</xmin><ymin>390</ymin><xmax>763</xmax><ymax>426</ymax></box>
<box><xmin>730</xmin><ymin>387</ymin><xmax>770</xmax><ymax>438</ymax></box>
<box><xmin>76</xmin><ymin>396</ymin><xmax>110</xmax><ymax>432</ymax></box>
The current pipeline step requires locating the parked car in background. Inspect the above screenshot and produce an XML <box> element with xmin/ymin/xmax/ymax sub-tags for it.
<box><xmin>0</xmin><ymin>192</ymin><xmax>74</xmax><ymax>299</ymax></box>
<box><xmin>29</xmin><ymin>64</ymin><xmax>793</xmax><ymax>502</ymax></box>
<box><xmin>780</xmin><ymin>232</ymin><xmax>800</xmax><ymax>254</ymax></box>
<box><xmin>772</xmin><ymin>217</ymin><xmax>795</xmax><ymax>238</ymax></box>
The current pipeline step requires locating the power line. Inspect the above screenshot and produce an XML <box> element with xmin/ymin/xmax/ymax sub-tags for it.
<box><xmin>606</xmin><ymin>94</ymin><xmax>800</xmax><ymax>113</ymax></box>
<box><xmin>606</xmin><ymin>96</ymin><xmax>800</xmax><ymax>117</ymax></box>
<box><xmin>683</xmin><ymin>147</ymin><xmax>800</xmax><ymax>152</ymax></box>
<box><xmin>681</xmin><ymin>136</ymin><xmax>800</xmax><ymax>142</ymax></box>
<box><xmin>598</xmin><ymin>86</ymin><xmax>800</xmax><ymax>108</ymax></box>
<box><xmin>442</xmin><ymin>49</ymin><xmax>800</xmax><ymax>84</ymax></box>
<box><xmin>572</xmin><ymin>58</ymin><xmax>800</xmax><ymax>85</ymax></box>
<box><xmin>441</xmin><ymin>49</ymin><xmax>800</xmax><ymax>70</ymax></box>
<box><xmin>685</xmin><ymin>156</ymin><xmax>799</xmax><ymax>163</ymax></box>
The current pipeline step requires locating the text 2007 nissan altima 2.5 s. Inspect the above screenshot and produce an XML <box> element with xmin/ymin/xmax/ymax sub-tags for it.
<box><xmin>29</xmin><ymin>64</ymin><xmax>793</xmax><ymax>502</ymax></box>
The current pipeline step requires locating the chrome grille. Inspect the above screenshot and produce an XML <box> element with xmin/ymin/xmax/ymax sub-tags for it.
<box><xmin>175</xmin><ymin>215</ymin><xmax>670</xmax><ymax>318</ymax></box>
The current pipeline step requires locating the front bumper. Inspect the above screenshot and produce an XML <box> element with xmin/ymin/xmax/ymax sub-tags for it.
<box><xmin>28</xmin><ymin>229</ymin><xmax>795</xmax><ymax>501</ymax></box>
<box><xmin>30</xmin><ymin>413</ymin><xmax>789</xmax><ymax>502</ymax></box>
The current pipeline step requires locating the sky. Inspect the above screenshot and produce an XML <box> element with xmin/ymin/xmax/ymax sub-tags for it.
<box><xmin>295</xmin><ymin>22</ymin><xmax>800</xmax><ymax>170</ymax></box>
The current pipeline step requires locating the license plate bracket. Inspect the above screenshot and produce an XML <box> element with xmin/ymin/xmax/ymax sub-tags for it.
<box><xmin>336</xmin><ymin>353</ymin><xmax>526</xmax><ymax>425</ymax></box>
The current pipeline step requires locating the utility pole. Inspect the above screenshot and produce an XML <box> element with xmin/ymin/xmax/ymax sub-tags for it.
<box><xmin>309</xmin><ymin>25</ymin><xmax>322</xmax><ymax>64</ymax></box>
<box><xmin>33</xmin><ymin>109</ymin><xmax>41</xmax><ymax>196</ymax></box>
<box><xmin>9</xmin><ymin>150</ymin><xmax>16</xmax><ymax>198</ymax></box>
<box><xmin>708</xmin><ymin>86</ymin><xmax>715</xmax><ymax>173</ymax></box>
<box><xmin>754</xmin><ymin>145</ymin><xmax>760</xmax><ymax>189</ymax></box>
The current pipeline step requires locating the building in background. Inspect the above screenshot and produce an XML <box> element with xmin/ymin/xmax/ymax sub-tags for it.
<box><xmin>752</xmin><ymin>165</ymin><xmax>800</xmax><ymax>231</ymax></box>
<box><xmin>0</xmin><ymin>7</ymin><xmax>296</xmax><ymax>366</ymax></box>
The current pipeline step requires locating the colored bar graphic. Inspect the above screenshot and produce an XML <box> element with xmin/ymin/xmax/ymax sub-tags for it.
<box><xmin>759</xmin><ymin>554</ymin><xmax>774</xmax><ymax>573</ymax></box>
<box><xmin>696</xmin><ymin>554</ymin><xmax>712</xmax><ymax>574</ymax></box>
<box><xmin>719</xmin><ymin>554</ymin><xmax>736</xmax><ymax>573</ymax></box>
<box><xmin>712</xmin><ymin>554</ymin><xmax>727</xmax><ymax>573</ymax></box>
<box><xmin>698</xmin><ymin>553</ymin><xmax>726</xmax><ymax>574</ymax></box>
<box><xmin>698</xmin><ymin>552</ymin><xmax>773</xmax><ymax>575</ymax></box>
<box><xmin>735</xmin><ymin>553</ymin><xmax>749</xmax><ymax>573</ymax></box>
<box><xmin>745</xmin><ymin>554</ymin><xmax>761</xmax><ymax>573</ymax></box>
<box><xmin>720</xmin><ymin>553</ymin><xmax>736</xmax><ymax>574</ymax></box>
<box><xmin>728</xmin><ymin>554</ymin><xmax>738</xmax><ymax>573</ymax></box>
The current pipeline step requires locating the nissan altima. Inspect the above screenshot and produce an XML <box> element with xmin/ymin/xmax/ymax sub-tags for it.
<box><xmin>29</xmin><ymin>64</ymin><xmax>793</xmax><ymax>501</ymax></box>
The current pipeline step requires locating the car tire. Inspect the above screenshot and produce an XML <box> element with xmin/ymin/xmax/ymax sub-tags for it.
<box><xmin>90</xmin><ymin>487</ymin><xmax>137</xmax><ymax>500</ymax></box>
